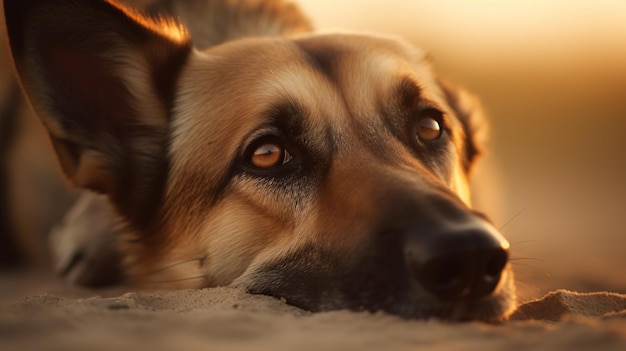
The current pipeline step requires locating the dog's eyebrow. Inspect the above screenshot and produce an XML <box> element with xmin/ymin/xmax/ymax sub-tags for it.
<box><xmin>376</xmin><ymin>77</ymin><xmax>423</xmax><ymax>137</ymax></box>
<box><xmin>293</xmin><ymin>40</ymin><xmax>342</xmax><ymax>82</ymax></box>
<box><xmin>394</xmin><ymin>77</ymin><xmax>422</xmax><ymax>110</ymax></box>
<box><xmin>261</xmin><ymin>100</ymin><xmax>335</xmax><ymax>169</ymax></box>
<box><xmin>264</xmin><ymin>100</ymin><xmax>306</xmax><ymax>138</ymax></box>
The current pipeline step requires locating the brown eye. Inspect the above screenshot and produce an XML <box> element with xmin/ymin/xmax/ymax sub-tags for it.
<box><xmin>250</xmin><ymin>142</ymin><xmax>292</xmax><ymax>169</ymax></box>
<box><xmin>417</xmin><ymin>116</ymin><xmax>442</xmax><ymax>142</ymax></box>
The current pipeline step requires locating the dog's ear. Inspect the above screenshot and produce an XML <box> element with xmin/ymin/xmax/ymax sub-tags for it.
<box><xmin>438</xmin><ymin>80</ymin><xmax>487</xmax><ymax>175</ymax></box>
<box><xmin>4</xmin><ymin>0</ymin><xmax>192</xmax><ymax>226</ymax></box>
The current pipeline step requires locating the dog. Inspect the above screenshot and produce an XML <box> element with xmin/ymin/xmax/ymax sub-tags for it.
<box><xmin>3</xmin><ymin>0</ymin><xmax>516</xmax><ymax>321</ymax></box>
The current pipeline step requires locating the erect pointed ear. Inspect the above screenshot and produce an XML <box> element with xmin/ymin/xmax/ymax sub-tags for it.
<box><xmin>4</xmin><ymin>0</ymin><xmax>192</xmax><ymax>228</ymax></box>
<box><xmin>438</xmin><ymin>79</ymin><xmax>488</xmax><ymax>175</ymax></box>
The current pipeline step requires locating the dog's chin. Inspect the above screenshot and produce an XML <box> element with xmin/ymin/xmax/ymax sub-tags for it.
<box><xmin>241</xmin><ymin>264</ymin><xmax>516</xmax><ymax>322</ymax></box>
<box><xmin>391</xmin><ymin>270</ymin><xmax>517</xmax><ymax>323</ymax></box>
<box><xmin>246</xmin><ymin>286</ymin><xmax>516</xmax><ymax>323</ymax></box>
<box><xmin>388</xmin><ymin>287</ymin><xmax>517</xmax><ymax>323</ymax></box>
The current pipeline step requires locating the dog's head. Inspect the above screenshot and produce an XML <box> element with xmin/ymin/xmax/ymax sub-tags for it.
<box><xmin>4</xmin><ymin>0</ymin><xmax>515</xmax><ymax>321</ymax></box>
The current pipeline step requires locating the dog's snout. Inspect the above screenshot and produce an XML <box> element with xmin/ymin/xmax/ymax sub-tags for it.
<box><xmin>405</xmin><ymin>222</ymin><xmax>509</xmax><ymax>301</ymax></box>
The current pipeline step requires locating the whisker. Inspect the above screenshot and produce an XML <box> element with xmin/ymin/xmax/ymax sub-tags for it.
<box><xmin>499</xmin><ymin>203</ymin><xmax>533</xmax><ymax>232</ymax></box>
<box><xmin>514</xmin><ymin>269</ymin><xmax>549</xmax><ymax>288</ymax></box>
<box><xmin>514</xmin><ymin>277</ymin><xmax>542</xmax><ymax>288</ymax></box>
<box><xmin>514</xmin><ymin>279</ymin><xmax>543</xmax><ymax>301</ymax></box>
<box><xmin>510</xmin><ymin>239</ymin><xmax>545</xmax><ymax>247</ymax></box>
<box><xmin>510</xmin><ymin>257</ymin><xmax>544</xmax><ymax>263</ymax></box>
<box><xmin>135</xmin><ymin>256</ymin><xmax>207</xmax><ymax>277</ymax></box>
<box><xmin>510</xmin><ymin>262</ymin><xmax>551</xmax><ymax>278</ymax></box>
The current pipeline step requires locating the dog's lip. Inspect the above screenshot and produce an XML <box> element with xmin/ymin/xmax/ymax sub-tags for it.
<box><xmin>386</xmin><ymin>277</ymin><xmax>512</xmax><ymax>322</ymax></box>
<box><xmin>242</xmin><ymin>275</ymin><xmax>513</xmax><ymax>322</ymax></box>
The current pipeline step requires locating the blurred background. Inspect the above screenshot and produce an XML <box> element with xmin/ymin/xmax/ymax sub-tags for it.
<box><xmin>1</xmin><ymin>0</ymin><xmax>624</xmax><ymax>302</ymax></box>
<box><xmin>299</xmin><ymin>0</ymin><xmax>626</xmax><ymax>299</ymax></box>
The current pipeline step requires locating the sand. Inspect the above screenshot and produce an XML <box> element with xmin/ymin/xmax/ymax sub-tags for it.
<box><xmin>1</xmin><ymin>2</ymin><xmax>625</xmax><ymax>350</ymax></box>
<box><xmin>1</xmin><ymin>271</ymin><xmax>625</xmax><ymax>351</ymax></box>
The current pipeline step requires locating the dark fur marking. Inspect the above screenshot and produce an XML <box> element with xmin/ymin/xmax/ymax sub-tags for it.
<box><xmin>377</xmin><ymin>78</ymin><xmax>421</xmax><ymax>144</ymax></box>
<box><xmin>248</xmin><ymin>240</ymin><xmax>414</xmax><ymax>315</ymax></box>
<box><xmin>437</xmin><ymin>80</ymin><xmax>481</xmax><ymax>173</ymax></box>
<box><xmin>294</xmin><ymin>40</ymin><xmax>344</xmax><ymax>82</ymax></box>
<box><xmin>264</xmin><ymin>101</ymin><xmax>333</xmax><ymax>181</ymax></box>
<box><xmin>266</xmin><ymin>101</ymin><xmax>306</xmax><ymax>142</ymax></box>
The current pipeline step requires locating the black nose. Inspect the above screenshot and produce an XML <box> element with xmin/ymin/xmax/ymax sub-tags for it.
<box><xmin>405</xmin><ymin>222</ymin><xmax>509</xmax><ymax>301</ymax></box>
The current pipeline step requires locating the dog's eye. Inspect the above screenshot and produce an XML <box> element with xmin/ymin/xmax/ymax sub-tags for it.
<box><xmin>416</xmin><ymin>112</ymin><xmax>443</xmax><ymax>142</ymax></box>
<box><xmin>250</xmin><ymin>142</ymin><xmax>292</xmax><ymax>169</ymax></box>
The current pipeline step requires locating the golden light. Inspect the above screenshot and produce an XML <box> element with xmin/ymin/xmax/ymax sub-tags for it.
<box><xmin>300</xmin><ymin>0</ymin><xmax>626</xmax><ymax>295</ymax></box>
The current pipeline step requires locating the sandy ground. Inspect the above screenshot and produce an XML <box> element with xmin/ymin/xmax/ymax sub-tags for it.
<box><xmin>2</xmin><ymin>1</ymin><xmax>626</xmax><ymax>350</ymax></box>
<box><xmin>1</xmin><ymin>271</ymin><xmax>626</xmax><ymax>351</ymax></box>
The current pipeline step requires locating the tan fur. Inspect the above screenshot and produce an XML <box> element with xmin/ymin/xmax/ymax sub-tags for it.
<box><xmin>4</xmin><ymin>0</ymin><xmax>515</xmax><ymax>321</ymax></box>
<box><xmin>129</xmin><ymin>34</ymin><xmax>502</xmax><ymax>291</ymax></box>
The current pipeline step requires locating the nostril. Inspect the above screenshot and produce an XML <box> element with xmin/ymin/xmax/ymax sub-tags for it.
<box><xmin>485</xmin><ymin>250</ymin><xmax>508</xmax><ymax>281</ymax></box>
<box><xmin>471</xmin><ymin>249</ymin><xmax>508</xmax><ymax>298</ymax></box>
<box><xmin>417</xmin><ymin>257</ymin><xmax>471</xmax><ymax>300</ymax></box>
<box><xmin>436</xmin><ymin>260</ymin><xmax>463</xmax><ymax>288</ymax></box>
<box><xmin>414</xmin><ymin>248</ymin><xmax>508</xmax><ymax>301</ymax></box>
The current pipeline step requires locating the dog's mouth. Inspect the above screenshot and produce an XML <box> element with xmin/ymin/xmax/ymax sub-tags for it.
<box><xmin>241</xmin><ymin>227</ymin><xmax>516</xmax><ymax>322</ymax></box>
<box><xmin>244</xmin><ymin>260</ymin><xmax>515</xmax><ymax>323</ymax></box>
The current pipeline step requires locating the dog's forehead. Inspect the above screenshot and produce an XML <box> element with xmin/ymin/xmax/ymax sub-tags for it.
<box><xmin>292</xmin><ymin>33</ymin><xmax>449</xmax><ymax>133</ymax></box>
<box><xmin>176</xmin><ymin>34</ymin><xmax>444</xmax><ymax>132</ymax></box>
<box><xmin>294</xmin><ymin>33</ymin><xmax>442</xmax><ymax>104</ymax></box>
<box><xmin>169</xmin><ymin>34</ymin><xmax>448</xmax><ymax>184</ymax></box>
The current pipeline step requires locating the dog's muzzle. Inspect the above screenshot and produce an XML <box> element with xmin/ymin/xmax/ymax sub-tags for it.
<box><xmin>246</xmin><ymin>177</ymin><xmax>515</xmax><ymax>321</ymax></box>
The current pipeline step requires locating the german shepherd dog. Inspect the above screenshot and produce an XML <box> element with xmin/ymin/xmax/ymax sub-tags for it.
<box><xmin>3</xmin><ymin>0</ymin><xmax>516</xmax><ymax>321</ymax></box>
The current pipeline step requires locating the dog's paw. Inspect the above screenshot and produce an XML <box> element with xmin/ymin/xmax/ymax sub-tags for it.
<box><xmin>49</xmin><ymin>192</ymin><xmax>122</xmax><ymax>287</ymax></box>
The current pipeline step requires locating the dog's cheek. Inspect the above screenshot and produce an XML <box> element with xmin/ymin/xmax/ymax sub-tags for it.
<box><xmin>122</xmin><ymin>194</ymin><xmax>287</xmax><ymax>288</ymax></box>
<box><xmin>201</xmin><ymin>195</ymin><xmax>289</xmax><ymax>286</ymax></box>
